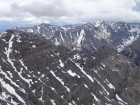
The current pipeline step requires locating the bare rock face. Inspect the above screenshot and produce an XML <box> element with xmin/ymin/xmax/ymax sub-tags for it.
<box><xmin>0</xmin><ymin>30</ymin><xmax>140</xmax><ymax>105</ymax></box>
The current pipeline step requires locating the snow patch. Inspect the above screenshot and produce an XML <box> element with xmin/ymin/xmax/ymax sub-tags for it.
<box><xmin>0</xmin><ymin>78</ymin><xmax>25</xmax><ymax>104</ymax></box>
<box><xmin>94</xmin><ymin>78</ymin><xmax>109</xmax><ymax>95</ymax></box>
<box><xmin>50</xmin><ymin>70</ymin><xmax>70</xmax><ymax>92</ymax></box>
<box><xmin>39</xmin><ymin>87</ymin><xmax>44</xmax><ymax>102</ymax></box>
<box><xmin>60</xmin><ymin>31</ymin><xmax>64</xmax><ymax>42</ymax></box>
<box><xmin>50</xmin><ymin>86</ymin><xmax>57</xmax><ymax>93</ymax></box>
<box><xmin>19</xmin><ymin>59</ymin><xmax>28</xmax><ymax>70</ymax></box>
<box><xmin>84</xmin><ymin>84</ymin><xmax>88</xmax><ymax>88</ymax></box>
<box><xmin>37</xmin><ymin>26</ymin><xmax>40</xmax><ymax>33</ymax></box>
<box><xmin>0</xmin><ymin>92</ymin><xmax>18</xmax><ymax>105</ymax></box>
<box><xmin>32</xmin><ymin>45</ymin><xmax>36</xmax><ymax>48</ymax></box>
<box><xmin>28</xmin><ymin>29</ymin><xmax>33</xmax><ymax>32</ymax></box>
<box><xmin>116</xmin><ymin>94</ymin><xmax>127</xmax><ymax>104</ymax></box>
<box><xmin>54</xmin><ymin>38</ymin><xmax>60</xmax><ymax>46</ymax></box>
<box><xmin>92</xmin><ymin>56</ymin><xmax>96</xmax><ymax>59</ymax></box>
<box><xmin>101</xmin><ymin>63</ymin><xmax>106</xmax><ymax>67</ymax></box>
<box><xmin>50</xmin><ymin>99</ymin><xmax>56</xmax><ymax>105</ymax></box>
<box><xmin>73</xmin><ymin>54</ymin><xmax>81</xmax><ymax>60</ymax></box>
<box><xmin>91</xmin><ymin>93</ymin><xmax>100</xmax><ymax>102</ymax></box>
<box><xmin>117</xmin><ymin>34</ymin><xmax>139</xmax><ymax>52</ymax></box>
<box><xmin>76</xmin><ymin>29</ymin><xmax>85</xmax><ymax>49</ymax></box>
<box><xmin>6</xmin><ymin>71</ymin><xmax>13</xmax><ymax>78</ymax></box>
<box><xmin>61</xmin><ymin>26</ymin><xmax>68</xmax><ymax>31</ymax></box>
<box><xmin>59</xmin><ymin>59</ymin><xmax>64</xmax><ymax>68</ymax></box>
<box><xmin>18</xmin><ymin>68</ymin><xmax>32</xmax><ymax>87</ymax></box>
<box><xmin>105</xmin><ymin>79</ymin><xmax>115</xmax><ymax>90</ymax></box>
<box><xmin>4</xmin><ymin>35</ymin><xmax>16</xmax><ymax>71</ymax></box>
<box><xmin>67</xmin><ymin>70</ymin><xmax>80</xmax><ymax>78</ymax></box>
<box><xmin>94</xmin><ymin>21</ymin><xmax>102</xmax><ymax>27</ymax></box>
<box><xmin>70</xmin><ymin>59</ymin><xmax>94</xmax><ymax>82</ymax></box>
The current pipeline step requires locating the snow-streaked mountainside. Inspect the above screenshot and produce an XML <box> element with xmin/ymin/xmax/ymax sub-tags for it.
<box><xmin>13</xmin><ymin>21</ymin><xmax>140</xmax><ymax>52</ymax></box>
<box><xmin>0</xmin><ymin>30</ymin><xmax>140</xmax><ymax>105</ymax></box>
<box><xmin>121</xmin><ymin>35</ymin><xmax>140</xmax><ymax>67</ymax></box>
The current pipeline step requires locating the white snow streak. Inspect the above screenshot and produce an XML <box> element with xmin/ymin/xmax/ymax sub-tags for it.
<box><xmin>73</xmin><ymin>54</ymin><xmax>81</xmax><ymax>60</ymax></box>
<box><xmin>50</xmin><ymin>99</ymin><xmax>56</xmax><ymax>105</ymax></box>
<box><xmin>17</xmin><ymin>35</ymin><xmax>22</xmax><ymax>43</ymax></box>
<box><xmin>60</xmin><ymin>32</ymin><xmax>64</xmax><ymax>42</ymax></box>
<box><xmin>6</xmin><ymin>71</ymin><xmax>13</xmax><ymax>78</ymax></box>
<box><xmin>19</xmin><ymin>59</ymin><xmax>28</xmax><ymax>70</ymax></box>
<box><xmin>0</xmin><ymin>78</ymin><xmax>25</xmax><ymax>104</ymax></box>
<box><xmin>0</xmin><ymin>66</ymin><xmax>20</xmax><ymax>88</ymax></box>
<box><xmin>37</xmin><ymin>26</ymin><xmax>40</xmax><ymax>33</ymax></box>
<box><xmin>116</xmin><ymin>94</ymin><xmax>127</xmax><ymax>104</ymax></box>
<box><xmin>50</xmin><ymin>70</ymin><xmax>70</xmax><ymax>92</ymax></box>
<box><xmin>77</xmin><ymin>29</ymin><xmax>85</xmax><ymax>49</ymax></box>
<box><xmin>91</xmin><ymin>93</ymin><xmax>100</xmax><ymax>102</ymax></box>
<box><xmin>39</xmin><ymin>87</ymin><xmax>44</xmax><ymax>102</ymax></box>
<box><xmin>70</xmin><ymin>59</ymin><xmax>94</xmax><ymax>82</ymax></box>
<box><xmin>50</xmin><ymin>86</ymin><xmax>57</xmax><ymax>93</ymax></box>
<box><xmin>18</xmin><ymin>68</ymin><xmax>32</xmax><ymax>88</ymax></box>
<box><xmin>84</xmin><ymin>84</ymin><xmax>88</xmax><ymax>88</ymax></box>
<box><xmin>4</xmin><ymin>35</ymin><xmax>16</xmax><ymax>72</ymax></box>
<box><xmin>117</xmin><ymin>34</ymin><xmax>139</xmax><ymax>52</ymax></box>
<box><xmin>94</xmin><ymin>78</ymin><xmax>109</xmax><ymax>95</ymax></box>
<box><xmin>59</xmin><ymin>59</ymin><xmax>64</xmax><ymax>68</ymax></box>
<box><xmin>54</xmin><ymin>38</ymin><xmax>60</xmax><ymax>46</ymax></box>
<box><xmin>0</xmin><ymin>92</ymin><xmax>18</xmax><ymax>105</ymax></box>
<box><xmin>67</xmin><ymin>70</ymin><xmax>80</xmax><ymax>78</ymax></box>
<box><xmin>105</xmin><ymin>79</ymin><xmax>115</xmax><ymax>90</ymax></box>
<box><xmin>101</xmin><ymin>63</ymin><xmax>106</xmax><ymax>67</ymax></box>
<box><xmin>28</xmin><ymin>29</ymin><xmax>33</xmax><ymax>32</ymax></box>
<box><xmin>32</xmin><ymin>45</ymin><xmax>36</xmax><ymax>48</ymax></box>
<box><xmin>4</xmin><ymin>35</ymin><xmax>32</xmax><ymax>88</ymax></box>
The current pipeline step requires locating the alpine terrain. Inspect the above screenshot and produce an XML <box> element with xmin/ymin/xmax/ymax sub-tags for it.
<box><xmin>0</xmin><ymin>21</ymin><xmax>140</xmax><ymax>105</ymax></box>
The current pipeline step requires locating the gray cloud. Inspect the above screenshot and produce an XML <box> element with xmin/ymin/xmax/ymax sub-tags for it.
<box><xmin>11</xmin><ymin>0</ymin><xmax>76</xmax><ymax>18</ymax></box>
<box><xmin>1</xmin><ymin>0</ymin><xmax>140</xmax><ymax>23</ymax></box>
<box><xmin>132</xmin><ymin>0</ymin><xmax>140</xmax><ymax>12</ymax></box>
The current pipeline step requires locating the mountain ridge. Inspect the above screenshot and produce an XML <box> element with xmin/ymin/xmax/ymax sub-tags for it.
<box><xmin>13</xmin><ymin>21</ymin><xmax>140</xmax><ymax>52</ymax></box>
<box><xmin>0</xmin><ymin>30</ymin><xmax>140</xmax><ymax>104</ymax></box>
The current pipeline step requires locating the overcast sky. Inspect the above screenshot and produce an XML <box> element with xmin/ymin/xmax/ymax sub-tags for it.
<box><xmin>0</xmin><ymin>0</ymin><xmax>140</xmax><ymax>24</ymax></box>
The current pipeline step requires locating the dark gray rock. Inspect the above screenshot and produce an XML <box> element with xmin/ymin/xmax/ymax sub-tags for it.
<box><xmin>0</xmin><ymin>29</ymin><xmax>140</xmax><ymax>105</ymax></box>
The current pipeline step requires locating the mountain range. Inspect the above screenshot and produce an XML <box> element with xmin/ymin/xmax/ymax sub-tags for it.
<box><xmin>13</xmin><ymin>21</ymin><xmax>140</xmax><ymax>52</ymax></box>
<box><xmin>0</xmin><ymin>21</ymin><xmax>140</xmax><ymax>105</ymax></box>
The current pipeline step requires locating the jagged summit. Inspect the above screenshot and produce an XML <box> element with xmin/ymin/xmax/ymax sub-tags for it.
<box><xmin>87</xmin><ymin>20</ymin><xmax>107</xmax><ymax>27</ymax></box>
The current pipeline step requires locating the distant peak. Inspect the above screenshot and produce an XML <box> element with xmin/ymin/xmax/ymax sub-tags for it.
<box><xmin>87</xmin><ymin>20</ymin><xmax>107</xmax><ymax>27</ymax></box>
<box><xmin>6</xmin><ymin>29</ymin><xmax>15</xmax><ymax>34</ymax></box>
<box><xmin>39</xmin><ymin>23</ymin><xmax>51</xmax><ymax>26</ymax></box>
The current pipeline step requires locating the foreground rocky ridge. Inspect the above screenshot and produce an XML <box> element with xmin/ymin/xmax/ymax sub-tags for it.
<box><xmin>0</xmin><ymin>30</ymin><xmax>140</xmax><ymax>105</ymax></box>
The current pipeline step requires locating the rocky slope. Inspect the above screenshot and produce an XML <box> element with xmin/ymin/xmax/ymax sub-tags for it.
<box><xmin>13</xmin><ymin>21</ymin><xmax>140</xmax><ymax>52</ymax></box>
<box><xmin>0</xmin><ymin>30</ymin><xmax>140</xmax><ymax>105</ymax></box>
<box><xmin>121</xmin><ymin>36</ymin><xmax>140</xmax><ymax>67</ymax></box>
